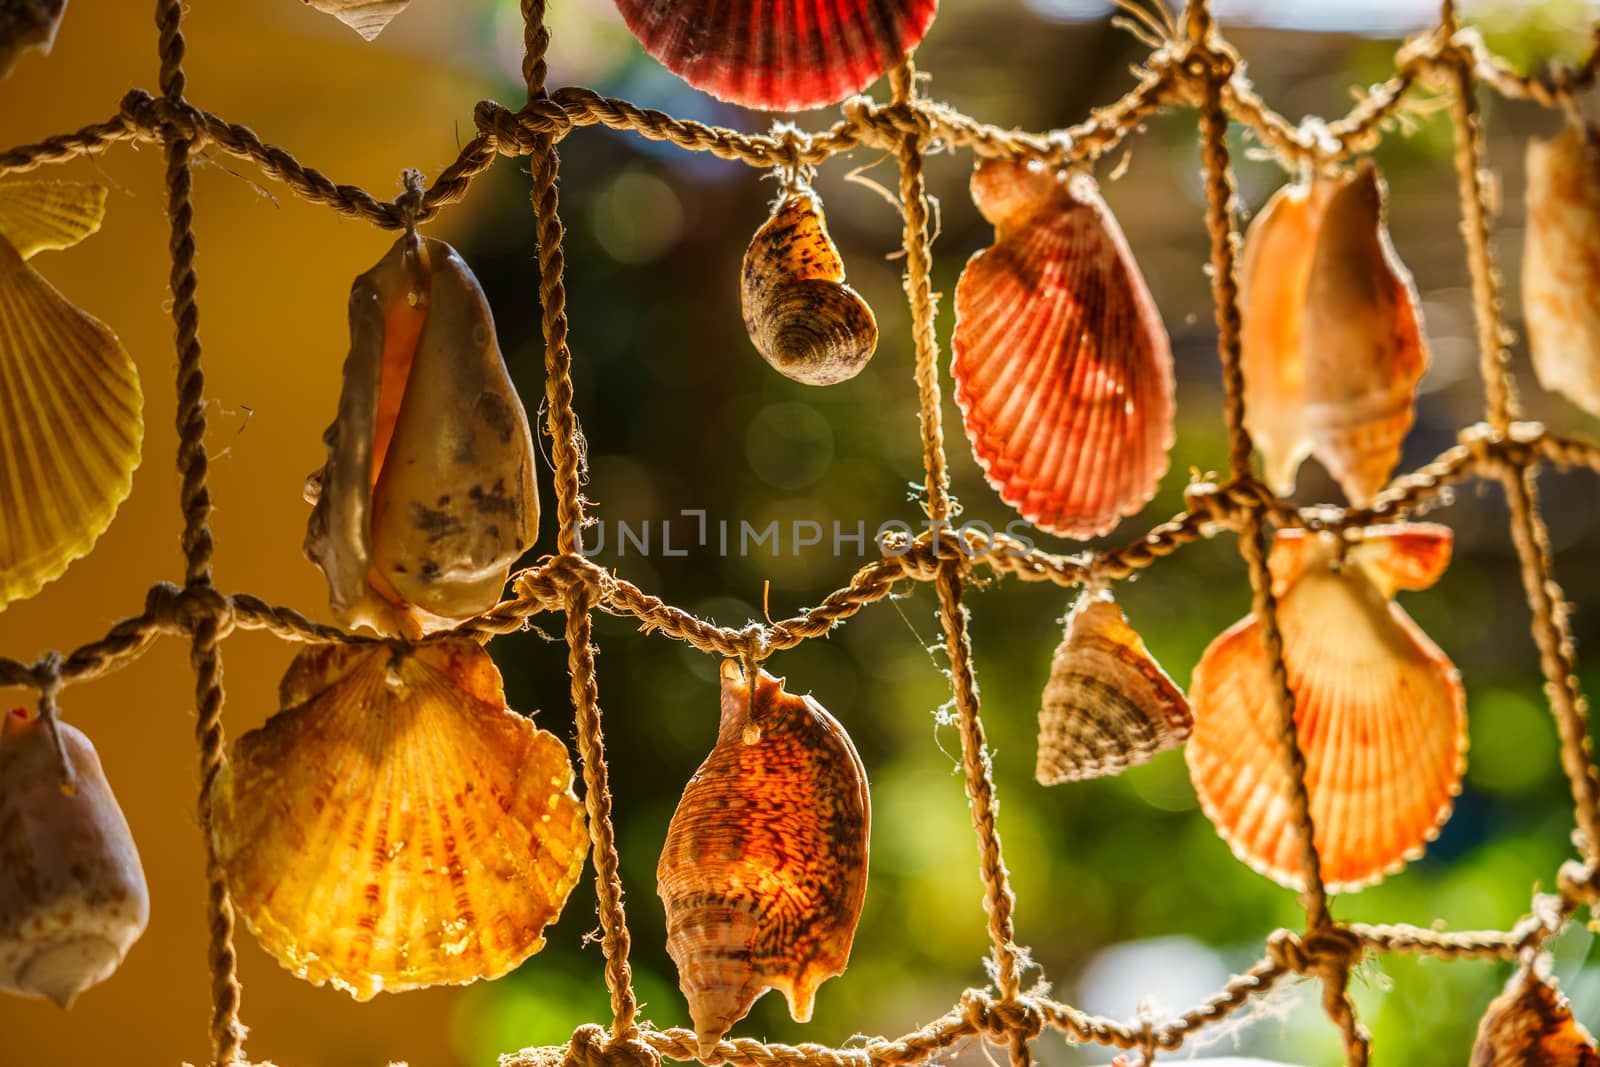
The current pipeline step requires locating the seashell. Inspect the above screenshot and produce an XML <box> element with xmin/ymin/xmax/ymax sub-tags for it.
<box><xmin>1239</xmin><ymin>178</ymin><xmax>1330</xmax><ymax>495</ymax></box>
<box><xmin>0</xmin><ymin>706</ymin><xmax>149</xmax><ymax>1007</ymax></box>
<box><xmin>0</xmin><ymin>0</ymin><xmax>65</xmax><ymax>78</ymax></box>
<box><xmin>305</xmin><ymin>0</ymin><xmax>408</xmax><ymax>41</ymax></box>
<box><xmin>952</xmin><ymin>158</ymin><xmax>1174</xmax><ymax>539</ymax></box>
<box><xmin>611</xmin><ymin>0</ymin><xmax>939</xmax><ymax>111</ymax></box>
<box><xmin>1472</xmin><ymin>964</ymin><xmax>1600</xmax><ymax>1066</ymax></box>
<box><xmin>1035</xmin><ymin>587</ymin><xmax>1191</xmax><ymax>785</ymax></box>
<box><xmin>1523</xmin><ymin>119</ymin><xmax>1600</xmax><ymax>418</ymax></box>
<box><xmin>304</xmin><ymin>234</ymin><xmax>538</xmax><ymax>640</ymax></box>
<box><xmin>740</xmin><ymin>189</ymin><xmax>876</xmax><ymax>386</ymax></box>
<box><xmin>1300</xmin><ymin>163</ymin><xmax>1428</xmax><ymax>507</ymax></box>
<box><xmin>658</xmin><ymin>661</ymin><xmax>870</xmax><ymax>1053</ymax></box>
<box><xmin>211</xmin><ymin>638</ymin><xmax>588</xmax><ymax>1000</ymax></box>
<box><xmin>1186</xmin><ymin>523</ymin><xmax>1466</xmax><ymax>891</ymax></box>
<box><xmin>0</xmin><ymin>181</ymin><xmax>143</xmax><ymax>611</ymax></box>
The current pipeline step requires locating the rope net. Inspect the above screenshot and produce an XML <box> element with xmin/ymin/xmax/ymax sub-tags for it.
<box><xmin>3</xmin><ymin>0</ymin><xmax>1600</xmax><ymax>1064</ymax></box>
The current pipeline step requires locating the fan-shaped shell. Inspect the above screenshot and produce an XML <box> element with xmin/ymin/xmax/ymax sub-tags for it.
<box><xmin>658</xmin><ymin>661</ymin><xmax>870</xmax><ymax>1054</ymax></box>
<box><xmin>306</xmin><ymin>0</ymin><xmax>407</xmax><ymax>40</ymax></box>
<box><xmin>1524</xmin><ymin>120</ymin><xmax>1600</xmax><ymax>418</ymax></box>
<box><xmin>1239</xmin><ymin>179</ymin><xmax>1329</xmax><ymax>495</ymax></box>
<box><xmin>304</xmin><ymin>234</ymin><xmax>539</xmax><ymax>639</ymax></box>
<box><xmin>0</xmin><ymin>706</ymin><xmax>148</xmax><ymax>1007</ymax></box>
<box><xmin>741</xmin><ymin>190</ymin><xmax>877</xmax><ymax>386</ymax></box>
<box><xmin>1301</xmin><ymin>163</ymin><xmax>1428</xmax><ymax>507</ymax></box>
<box><xmin>1186</xmin><ymin>523</ymin><xmax>1465</xmax><ymax>892</ymax></box>
<box><xmin>1036</xmin><ymin>588</ymin><xmax>1191</xmax><ymax>784</ymax></box>
<box><xmin>1472</xmin><ymin>965</ymin><xmax>1600</xmax><ymax>1066</ymax></box>
<box><xmin>0</xmin><ymin>0</ymin><xmax>65</xmax><ymax>78</ymax></box>
<box><xmin>0</xmin><ymin>182</ymin><xmax>143</xmax><ymax>611</ymax></box>
<box><xmin>211</xmin><ymin>638</ymin><xmax>588</xmax><ymax>1000</ymax></box>
<box><xmin>612</xmin><ymin>0</ymin><xmax>939</xmax><ymax>111</ymax></box>
<box><xmin>952</xmin><ymin>159</ymin><xmax>1174</xmax><ymax>540</ymax></box>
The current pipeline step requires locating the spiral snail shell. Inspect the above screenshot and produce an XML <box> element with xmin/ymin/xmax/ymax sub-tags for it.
<box><xmin>741</xmin><ymin>190</ymin><xmax>877</xmax><ymax>387</ymax></box>
<box><xmin>0</xmin><ymin>706</ymin><xmax>149</xmax><ymax>1007</ymax></box>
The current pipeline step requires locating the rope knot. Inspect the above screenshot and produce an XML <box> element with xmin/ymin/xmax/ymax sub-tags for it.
<box><xmin>475</xmin><ymin>100</ymin><xmax>545</xmax><ymax>155</ymax></box>
<box><xmin>960</xmin><ymin>990</ymin><xmax>1045</xmax><ymax>1043</ymax></box>
<box><xmin>562</xmin><ymin>1024</ymin><xmax>660</xmax><ymax>1067</ymax></box>
<box><xmin>1266</xmin><ymin>925</ymin><xmax>1363</xmax><ymax>981</ymax></box>
<box><xmin>121</xmin><ymin>88</ymin><xmax>206</xmax><ymax>144</ymax></box>
<box><xmin>177</xmin><ymin>585</ymin><xmax>236</xmax><ymax>638</ymax></box>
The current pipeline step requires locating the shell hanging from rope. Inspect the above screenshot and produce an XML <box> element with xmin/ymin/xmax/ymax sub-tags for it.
<box><xmin>0</xmin><ymin>705</ymin><xmax>149</xmax><ymax>1007</ymax></box>
<box><xmin>304</xmin><ymin>234</ymin><xmax>539</xmax><ymax>640</ymax></box>
<box><xmin>952</xmin><ymin>158</ymin><xmax>1174</xmax><ymax>539</ymax></box>
<box><xmin>1239</xmin><ymin>177</ymin><xmax>1330</xmax><ymax>495</ymax></box>
<box><xmin>658</xmin><ymin>661</ymin><xmax>870</xmax><ymax>1054</ymax></box>
<box><xmin>304</xmin><ymin>0</ymin><xmax>409</xmax><ymax>40</ymax></box>
<box><xmin>0</xmin><ymin>0</ymin><xmax>66</xmax><ymax>78</ymax></box>
<box><xmin>1524</xmin><ymin>118</ymin><xmax>1600</xmax><ymax>419</ymax></box>
<box><xmin>1301</xmin><ymin>162</ymin><xmax>1428</xmax><ymax>506</ymax></box>
<box><xmin>1036</xmin><ymin>587</ymin><xmax>1191</xmax><ymax>785</ymax></box>
<box><xmin>1471</xmin><ymin>964</ymin><xmax>1600</xmax><ymax>1065</ymax></box>
<box><xmin>211</xmin><ymin>639</ymin><xmax>589</xmax><ymax>1000</ymax></box>
<box><xmin>611</xmin><ymin>0</ymin><xmax>939</xmax><ymax>111</ymax></box>
<box><xmin>741</xmin><ymin>188</ymin><xmax>877</xmax><ymax>386</ymax></box>
<box><xmin>1186</xmin><ymin>523</ymin><xmax>1466</xmax><ymax>892</ymax></box>
<box><xmin>0</xmin><ymin>180</ymin><xmax>143</xmax><ymax>612</ymax></box>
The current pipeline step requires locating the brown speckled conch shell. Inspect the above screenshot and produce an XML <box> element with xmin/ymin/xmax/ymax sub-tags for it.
<box><xmin>1301</xmin><ymin>162</ymin><xmax>1428</xmax><ymax>506</ymax></box>
<box><xmin>952</xmin><ymin>158</ymin><xmax>1174</xmax><ymax>539</ymax></box>
<box><xmin>1524</xmin><ymin>119</ymin><xmax>1600</xmax><ymax>418</ymax></box>
<box><xmin>658</xmin><ymin>661</ymin><xmax>870</xmax><ymax>1054</ymax></box>
<box><xmin>1472</xmin><ymin>964</ymin><xmax>1600</xmax><ymax>1066</ymax></box>
<box><xmin>306</xmin><ymin>0</ymin><xmax>408</xmax><ymax>40</ymax></box>
<box><xmin>0</xmin><ymin>0</ymin><xmax>66</xmax><ymax>77</ymax></box>
<box><xmin>304</xmin><ymin>234</ymin><xmax>538</xmax><ymax>639</ymax></box>
<box><xmin>211</xmin><ymin>638</ymin><xmax>588</xmax><ymax>1000</ymax></box>
<box><xmin>1186</xmin><ymin>524</ymin><xmax>1466</xmax><ymax>892</ymax></box>
<box><xmin>1036</xmin><ymin>588</ymin><xmax>1191</xmax><ymax>785</ymax></box>
<box><xmin>741</xmin><ymin>189</ymin><xmax>877</xmax><ymax>386</ymax></box>
<box><xmin>0</xmin><ymin>706</ymin><xmax>148</xmax><ymax>1007</ymax></box>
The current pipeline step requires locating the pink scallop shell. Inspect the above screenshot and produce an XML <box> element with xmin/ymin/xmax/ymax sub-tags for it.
<box><xmin>612</xmin><ymin>0</ymin><xmax>939</xmax><ymax>112</ymax></box>
<box><xmin>952</xmin><ymin>159</ymin><xmax>1174</xmax><ymax>540</ymax></box>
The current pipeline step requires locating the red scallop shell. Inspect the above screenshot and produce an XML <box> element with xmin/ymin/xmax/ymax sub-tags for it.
<box><xmin>953</xmin><ymin>159</ymin><xmax>1174</xmax><ymax>540</ymax></box>
<box><xmin>611</xmin><ymin>0</ymin><xmax>939</xmax><ymax>111</ymax></box>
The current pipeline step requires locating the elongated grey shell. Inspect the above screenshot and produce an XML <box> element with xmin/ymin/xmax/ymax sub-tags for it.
<box><xmin>1036</xmin><ymin>588</ymin><xmax>1190</xmax><ymax>785</ymax></box>
<box><xmin>304</xmin><ymin>234</ymin><xmax>538</xmax><ymax>638</ymax></box>
<box><xmin>0</xmin><ymin>0</ymin><xmax>66</xmax><ymax>78</ymax></box>
<box><xmin>1524</xmin><ymin>120</ymin><xmax>1600</xmax><ymax>419</ymax></box>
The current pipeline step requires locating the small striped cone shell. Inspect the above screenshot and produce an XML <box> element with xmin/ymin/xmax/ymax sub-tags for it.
<box><xmin>1524</xmin><ymin>120</ymin><xmax>1600</xmax><ymax>418</ymax></box>
<box><xmin>658</xmin><ymin>661</ymin><xmax>870</xmax><ymax>1054</ymax></box>
<box><xmin>1186</xmin><ymin>523</ymin><xmax>1465</xmax><ymax>892</ymax></box>
<box><xmin>953</xmin><ymin>159</ymin><xmax>1174</xmax><ymax>539</ymax></box>
<box><xmin>0</xmin><ymin>0</ymin><xmax>65</xmax><ymax>78</ymax></box>
<box><xmin>1472</xmin><ymin>965</ymin><xmax>1600</xmax><ymax>1066</ymax></box>
<box><xmin>212</xmin><ymin>639</ymin><xmax>588</xmax><ymax>1000</ymax></box>
<box><xmin>1036</xmin><ymin>588</ymin><xmax>1191</xmax><ymax>785</ymax></box>
<box><xmin>1239</xmin><ymin>178</ymin><xmax>1332</xmax><ymax>495</ymax></box>
<box><xmin>741</xmin><ymin>190</ymin><xmax>876</xmax><ymax>386</ymax></box>
<box><xmin>306</xmin><ymin>0</ymin><xmax>408</xmax><ymax>40</ymax></box>
<box><xmin>612</xmin><ymin>0</ymin><xmax>939</xmax><ymax>111</ymax></box>
<box><xmin>0</xmin><ymin>181</ymin><xmax>143</xmax><ymax>611</ymax></box>
<box><xmin>0</xmin><ymin>706</ymin><xmax>148</xmax><ymax>1007</ymax></box>
<box><xmin>1301</xmin><ymin>163</ymin><xmax>1428</xmax><ymax>507</ymax></box>
<box><xmin>304</xmin><ymin>234</ymin><xmax>539</xmax><ymax>639</ymax></box>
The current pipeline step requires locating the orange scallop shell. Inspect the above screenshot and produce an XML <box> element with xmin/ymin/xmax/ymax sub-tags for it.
<box><xmin>612</xmin><ymin>0</ymin><xmax>939</xmax><ymax>111</ymax></box>
<box><xmin>658</xmin><ymin>662</ymin><xmax>870</xmax><ymax>1053</ymax></box>
<box><xmin>952</xmin><ymin>159</ymin><xmax>1174</xmax><ymax>540</ymax></box>
<box><xmin>1472</xmin><ymin>965</ymin><xmax>1600</xmax><ymax>1066</ymax></box>
<box><xmin>741</xmin><ymin>190</ymin><xmax>876</xmax><ymax>386</ymax></box>
<box><xmin>1036</xmin><ymin>588</ymin><xmax>1191</xmax><ymax>785</ymax></box>
<box><xmin>1301</xmin><ymin>163</ymin><xmax>1428</xmax><ymax>507</ymax></box>
<box><xmin>1186</xmin><ymin>523</ymin><xmax>1465</xmax><ymax>892</ymax></box>
<box><xmin>1524</xmin><ymin>120</ymin><xmax>1600</xmax><ymax>419</ymax></box>
<box><xmin>212</xmin><ymin>638</ymin><xmax>588</xmax><ymax>1000</ymax></box>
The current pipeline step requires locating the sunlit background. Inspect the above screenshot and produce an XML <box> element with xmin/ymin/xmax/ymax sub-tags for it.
<box><xmin>5</xmin><ymin>0</ymin><xmax>1600</xmax><ymax>1063</ymax></box>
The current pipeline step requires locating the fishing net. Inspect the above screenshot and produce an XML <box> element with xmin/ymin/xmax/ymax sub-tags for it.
<box><xmin>2</xmin><ymin>0</ymin><xmax>1598</xmax><ymax>1064</ymax></box>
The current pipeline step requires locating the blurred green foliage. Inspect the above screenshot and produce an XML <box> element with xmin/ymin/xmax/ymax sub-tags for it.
<box><xmin>450</xmin><ymin>1</ymin><xmax>1600</xmax><ymax>1064</ymax></box>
